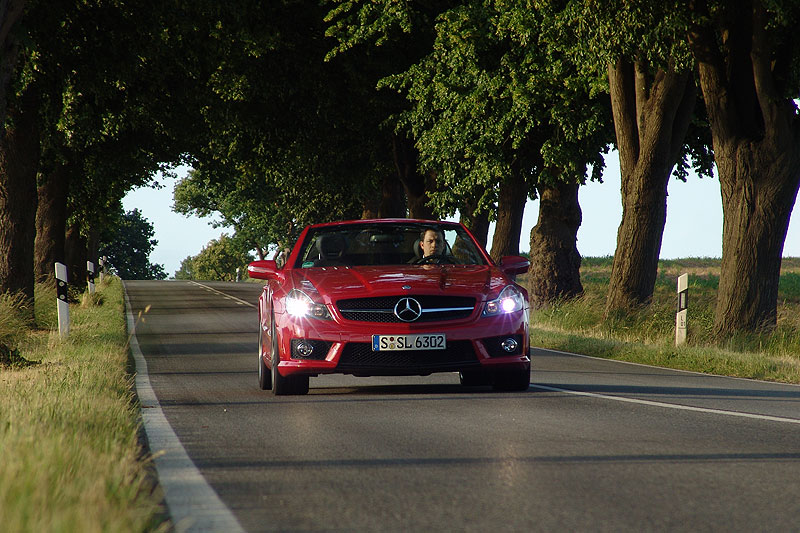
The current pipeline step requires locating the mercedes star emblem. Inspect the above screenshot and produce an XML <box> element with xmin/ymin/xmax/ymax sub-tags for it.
<box><xmin>394</xmin><ymin>297</ymin><xmax>422</xmax><ymax>322</ymax></box>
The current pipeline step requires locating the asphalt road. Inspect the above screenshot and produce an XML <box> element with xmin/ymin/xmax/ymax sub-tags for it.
<box><xmin>125</xmin><ymin>280</ymin><xmax>800</xmax><ymax>532</ymax></box>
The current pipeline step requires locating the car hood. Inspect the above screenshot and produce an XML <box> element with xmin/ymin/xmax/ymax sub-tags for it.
<box><xmin>291</xmin><ymin>265</ymin><xmax>512</xmax><ymax>303</ymax></box>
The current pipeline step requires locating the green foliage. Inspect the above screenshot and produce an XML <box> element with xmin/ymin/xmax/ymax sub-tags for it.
<box><xmin>537</xmin><ymin>0</ymin><xmax>714</xmax><ymax>181</ymax></box>
<box><xmin>98</xmin><ymin>209</ymin><xmax>166</xmax><ymax>280</ymax></box>
<box><xmin>328</xmin><ymin>0</ymin><xmax>612</xmax><ymax>219</ymax></box>
<box><xmin>179</xmin><ymin>1</ymin><xmax>388</xmax><ymax>247</ymax></box>
<box><xmin>174</xmin><ymin>234</ymin><xmax>254</xmax><ymax>281</ymax></box>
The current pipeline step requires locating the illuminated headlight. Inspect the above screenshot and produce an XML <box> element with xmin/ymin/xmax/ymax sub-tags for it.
<box><xmin>483</xmin><ymin>285</ymin><xmax>525</xmax><ymax>316</ymax></box>
<box><xmin>285</xmin><ymin>290</ymin><xmax>331</xmax><ymax>320</ymax></box>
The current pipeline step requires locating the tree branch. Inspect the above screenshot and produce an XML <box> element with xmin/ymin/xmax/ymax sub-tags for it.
<box><xmin>608</xmin><ymin>59</ymin><xmax>639</xmax><ymax>175</ymax></box>
<box><xmin>688</xmin><ymin>0</ymin><xmax>738</xmax><ymax>142</ymax></box>
<box><xmin>750</xmin><ymin>0</ymin><xmax>787</xmax><ymax>140</ymax></box>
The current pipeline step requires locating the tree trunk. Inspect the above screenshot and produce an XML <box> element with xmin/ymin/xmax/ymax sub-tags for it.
<box><xmin>605</xmin><ymin>59</ymin><xmax>696</xmax><ymax>314</ymax></box>
<box><xmin>459</xmin><ymin>196</ymin><xmax>491</xmax><ymax>249</ymax></box>
<box><xmin>0</xmin><ymin>0</ymin><xmax>25</xmax><ymax>133</ymax></box>
<box><xmin>528</xmin><ymin>182</ymin><xmax>583</xmax><ymax>308</ymax></box>
<box><xmin>362</xmin><ymin>172</ymin><xmax>406</xmax><ymax>219</ymax></box>
<box><xmin>392</xmin><ymin>134</ymin><xmax>435</xmax><ymax>220</ymax></box>
<box><xmin>34</xmin><ymin>164</ymin><xmax>70</xmax><ymax>282</ymax></box>
<box><xmin>0</xmin><ymin>85</ymin><xmax>41</xmax><ymax>319</ymax></box>
<box><xmin>87</xmin><ymin>226</ymin><xmax>100</xmax><ymax>276</ymax></box>
<box><xmin>65</xmin><ymin>222</ymin><xmax>87</xmax><ymax>287</ymax></box>
<box><xmin>689</xmin><ymin>1</ymin><xmax>800</xmax><ymax>336</ymax></box>
<box><xmin>489</xmin><ymin>168</ymin><xmax>526</xmax><ymax>261</ymax></box>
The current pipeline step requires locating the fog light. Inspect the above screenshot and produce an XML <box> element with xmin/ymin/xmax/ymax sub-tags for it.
<box><xmin>501</xmin><ymin>337</ymin><xmax>519</xmax><ymax>353</ymax></box>
<box><xmin>296</xmin><ymin>341</ymin><xmax>314</xmax><ymax>357</ymax></box>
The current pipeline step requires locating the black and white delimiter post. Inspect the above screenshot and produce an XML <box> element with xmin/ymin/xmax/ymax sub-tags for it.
<box><xmin>675</xmin><ymin>274</ymin><xmax>688</xmax><ymax>346</ymax></box>
<box><xmin>55</xmin><ymin>262</ymin><xmax>69</xmax><ymax>338</ymax></box>
<box><xmin>87</xmin><ymin>261</ymin><xmax>95</xmax><ymax>295</ymax></box>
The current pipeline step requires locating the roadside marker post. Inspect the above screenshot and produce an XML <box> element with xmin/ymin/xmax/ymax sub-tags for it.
<box><xmin>676</xmin><ymin>273</ymin><xmax>688</xmax><ymax>346</ymax></box>
<box><xmin>87</xmin><ymin>261</ymin><xmax>96</xmax><ymax>295</ymax></box>
<box><xmin>55</xmin><ymin>262</ymin><xmax>69</xmax><ymax>338</ymax></box>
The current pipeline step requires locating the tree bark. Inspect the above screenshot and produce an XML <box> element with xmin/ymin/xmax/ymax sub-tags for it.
<box><xmin>34</xmin><ymin>164</ymin><xmax>70</xmax><ymax>282</ymax></box>
<box><xmin>605</xmin><ymin>58</ymin><xmax>696</xmax><ymax>314</ymax></box>
<box><xmin>528</xmin><ymin>182</ymin><xmax>583</xmax><ymax>308</ymax></box>
<box><xmin>392</xmin><ymin>134</ymin><xmax>435</xmax><ymax>220</ymax></box>
<box><xmin>65</xmin><ymin>222</ymin><xmax>87</xmax><ymax>287</ymax></box>
<box><xmin>689</xmin><ymin>1</ymin><xmax>800</xmax><ymax>336</ymax></box>
<box><xmin>459</xmin><ymin>196</ymin><xmax>491</xmax><ymax>249</ymax></box>
<box><xmin>362</xmin><ymin>172</ymin><xmax>406</xmax><ymax>219</ymax></box>
<box><xmin>489</xmin><ymin>167</ymin><xmax>526</xmax><ymax>261</ymax></box>
<box><xmin>0</xmin><ymin>84</ymin><xmax>41</xmax><ymax>318</ymax></box>
<box><xmin>0</xmin><ymin>0</ymin><xmax>25</xmax><ymax>134</ymax></box>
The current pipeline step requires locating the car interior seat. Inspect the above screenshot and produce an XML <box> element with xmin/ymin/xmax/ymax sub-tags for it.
<box><xmin>314</xmin><ymin>234</ymin><xmax>349</xmax><ymax>266</ymax></box>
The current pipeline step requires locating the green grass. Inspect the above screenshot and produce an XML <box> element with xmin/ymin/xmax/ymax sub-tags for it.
<box><xmin>527</xmin><ymin>257</ymin><xmax>800</xmax><ymax>383</ymax></box>
<box><xmin>0</xmin><ymin>278</ymin><xmax>167</xmax><ymax>532</ymax></box>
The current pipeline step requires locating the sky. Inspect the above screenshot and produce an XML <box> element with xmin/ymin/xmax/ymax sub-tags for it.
<box><xmin>122</xmin><ymin>157</ymin><xmax>800</xmax><ymax>278</ymax></box>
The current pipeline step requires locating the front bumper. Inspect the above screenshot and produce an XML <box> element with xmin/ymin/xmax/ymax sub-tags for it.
<box><xmin>271</xmin><ymin>309</ymin><xmax>530</xmax><ymax>378</ymax></box>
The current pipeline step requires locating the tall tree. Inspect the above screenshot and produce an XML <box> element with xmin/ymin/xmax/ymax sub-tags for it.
<box><xmin>98</xmin><ymin>208</ymin><xmax>166</xmax><ymax>280</ymax></box>
<box><xmin>185</xmin><ymin>0</ymin><xmax>394</xmax><ymax>241</ymax></box>
<box><xmin>0</xmin><ymin>80</ymin><xmax>40</xmax><ymax>317</ymax></box>
<box><xmin>356</xmin><ymin>1</ymin><xmax>611</xmax><ymax>304</ymax></box>
<box><xmin>173</xmin><ymin>234</ymin><xmax>253</xmax><ymax>282</ymax></box>
<box><xmin>688</xmin><ymin>0</ymin><xmax>800</xmax><ymax>336</ymax></box>
<box><xmin>546</xmin><ymin>0</ymin><xmax>713</xmax><ymax>314</ymax></box>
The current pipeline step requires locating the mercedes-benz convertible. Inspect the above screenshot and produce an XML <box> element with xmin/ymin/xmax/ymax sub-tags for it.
<box><xmin>248</xmin><ymin>219</ymin><xmax>531</xmax><ymax>395</ymax></box>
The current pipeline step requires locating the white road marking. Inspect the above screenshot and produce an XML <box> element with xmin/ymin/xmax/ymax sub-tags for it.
<box><xmin>190</xmin><ymin>281</ymin><xmax>257</xmax><ymax>308</ymax></box>
<box><xmin>529</xmin><ymin>383</ymin><xmax>800</xmax><ymax>425</ymax></box>
<box><xmin>536</xmin><ymin>346</ymin><xmax>800</xmax><ymax>387</ymax></box>
<box><xmin>124</xmin><ymin>283</ymin><xmax>245</xmax><ymax>533</ymax></box>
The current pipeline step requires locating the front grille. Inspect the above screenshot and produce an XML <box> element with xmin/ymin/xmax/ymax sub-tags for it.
<box><xmin>336</xmin><ymin>295</ymin><xmax>476</xmax><ymax>323</ymax></box>
<box><xmin>337</xmin><ymin>340</ymin><xmax>479</xmax><ymax>374</ymax></box>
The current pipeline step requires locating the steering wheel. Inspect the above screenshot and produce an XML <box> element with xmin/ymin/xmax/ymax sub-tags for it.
<box><xmin>417</xmin><ymin>254</ymin><xmax>455</xmax><ymax>265</ymax></box>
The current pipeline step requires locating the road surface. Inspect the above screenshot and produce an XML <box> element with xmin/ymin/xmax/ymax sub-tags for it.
<box><xmin>124</xmin><ymin>279</ymin><xmax>800</xmax><ymax>532</ymax></box>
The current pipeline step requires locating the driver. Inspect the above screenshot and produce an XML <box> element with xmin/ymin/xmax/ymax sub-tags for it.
<box><xmin>417</xmin><ymin>228</ymin><xmax>445</xmax><ymax>261</ymax></box>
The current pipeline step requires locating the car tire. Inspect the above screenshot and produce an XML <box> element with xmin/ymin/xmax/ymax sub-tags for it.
<box><xmin>270</xmin><ymin>312</ymin><xmax>309</xmax><ymax>396</ymax></box>
<box><xmin>492</xmin><ymin>367</ymin><xmax>530</xmax><ymax>392</ymax></box>
<box><xmin>257</xmin><ymin>313</ymin><xmax>271</xmax><ymax>390</ymax></box>
<box><xmin>459</xmin><ymin>369</ymin><xmax>490</xmax><ymax>387</ymax></box>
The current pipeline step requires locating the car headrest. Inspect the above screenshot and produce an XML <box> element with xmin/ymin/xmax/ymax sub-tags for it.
<box><xmin>317</xmin><ymin>233</ymin><xmax>346</xmax><ymax>260</ymax></box>
<box><xmin>413</xmin><ymin>239</ymin><xmax>423</xmax><ymax>259</ymax></box>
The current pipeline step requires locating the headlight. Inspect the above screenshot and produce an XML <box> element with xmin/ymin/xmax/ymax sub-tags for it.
<box><xmin>285</xmin><ymin>289</ymin><xmax>331</xmax><ymax>320</ymax></box>
<box><xmin>483</xmin><ymin>285</ymin><xmax>525</xmax><ymax>316</ymax></box>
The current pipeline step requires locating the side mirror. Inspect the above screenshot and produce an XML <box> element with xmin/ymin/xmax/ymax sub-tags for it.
<box><xmin>247</xmin><ymin>260</ymin><xmax>281</xmax><ymax>281</ymax></box>
<box><xmin>499</xmin><ymin>256</ymin><xmax>530</xmax><ymax>276</ymax></box>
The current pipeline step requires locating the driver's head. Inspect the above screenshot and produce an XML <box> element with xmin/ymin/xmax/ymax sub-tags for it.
<box><xmin>419</xmin><ymin>228</ymin><xmax>444</xmax><ymax>257</ymax></box>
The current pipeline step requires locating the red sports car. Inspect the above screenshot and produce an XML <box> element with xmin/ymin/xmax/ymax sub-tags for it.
<box><xmin>247</xmin><ymin>219</ymin><xmax>531</xmax><ymax>395</ymax></box>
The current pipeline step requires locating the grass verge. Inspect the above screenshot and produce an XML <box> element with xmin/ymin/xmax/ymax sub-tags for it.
<box><xmin>527</xmin><ymin>257</ymin><xmax>800</xmax><ymax>384</ymax></box>
<box><xmin>0</xmin><ymin>277</ymin><xmax>167</xmax><ymax>532</ymax></box>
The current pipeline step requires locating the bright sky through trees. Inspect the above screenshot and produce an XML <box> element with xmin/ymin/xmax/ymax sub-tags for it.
<box><xmin>123</xmin><ymin>158</ymin><xmax>800</xmax><ymax>278</ymax></box>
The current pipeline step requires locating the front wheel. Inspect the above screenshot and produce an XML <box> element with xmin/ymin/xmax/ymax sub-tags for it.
<box><xmin>270</xmin><ymin>314</ymin><xmax>309</xmax><ymax>396</ymax></box>
<box><xmin>257</xmin><ymin>315</ymin><xmax>271</xmax><ymax>390</ymax></box>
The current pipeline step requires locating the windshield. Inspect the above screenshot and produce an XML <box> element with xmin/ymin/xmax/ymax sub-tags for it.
<box><xmin>294</xmin><ymin>223</ymin><xmax>487</xmax><ymax>268</ymax></box>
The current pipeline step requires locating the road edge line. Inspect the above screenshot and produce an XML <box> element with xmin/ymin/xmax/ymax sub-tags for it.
<box><xmin>532</xmin><ymin>346</ymin><xmax>800</xmax><ymax>388</ymax></box>
<box><xmin>530</xmin><ymin>383</ymin><xmax>800</xmax><ymax>425</ymax></box>
<box><xmin>124</xmin><ymin>282</ymin><xmax>245</xmax><ymax>533</ymax></box>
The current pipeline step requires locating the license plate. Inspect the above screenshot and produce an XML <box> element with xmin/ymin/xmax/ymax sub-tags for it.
<box><xmin>372</xmin><ymin>334</ymin><xmax>446</xmax><ymax>351</ymax></box>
